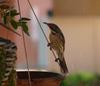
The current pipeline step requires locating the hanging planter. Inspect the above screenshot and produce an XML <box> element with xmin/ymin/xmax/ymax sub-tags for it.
<box><xmin>17</xmin><ymin>71</ymin><xmax>64</xmax><ymax>86</ymax></box>
<box><xmin>0</xmin><ymin>37</ymin><xmax>17</xmax><ymax>86</ymax></box>
<box><xmin>0</xmin><ymin>0</ymin><xmax>30</xmax><ymax>86</ymax></box>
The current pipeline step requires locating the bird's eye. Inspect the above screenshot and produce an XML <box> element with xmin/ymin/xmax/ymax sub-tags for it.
<box><xmin>52</xmin><ymin>31</ymin><xmax>56</xmax><ymax>34</ymax></box>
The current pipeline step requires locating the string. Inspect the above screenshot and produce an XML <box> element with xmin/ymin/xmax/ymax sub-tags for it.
<box><xmin>17</xmin><ymin>0</ymin><xmax>32</xmax><ymax>86</ymax></box>
<box><xmin>26</xmin><ymin>0</ymin><xmax>58</xmax><ymax>62</ymax></box>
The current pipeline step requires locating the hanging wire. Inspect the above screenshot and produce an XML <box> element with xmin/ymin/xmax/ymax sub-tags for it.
<box><xmin>26</xmin><ymin>0</ymin><xmax>58</xmax><ymax>62</ymax></box>
<box><xmin>17</xmin><ymin>0</ymin><xmax>32</xmax><ymax>86</ymax></box>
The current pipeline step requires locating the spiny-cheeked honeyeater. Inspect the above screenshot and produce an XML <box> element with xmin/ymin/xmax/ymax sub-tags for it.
<box><xmin>44</xmin><ymin>22</ymin><xmax>68</xmax><ymax>74</ymax></box>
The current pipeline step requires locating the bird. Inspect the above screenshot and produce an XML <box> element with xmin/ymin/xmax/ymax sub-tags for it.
<box><xmin>44</xmin><ymin>22</ymin><xmax>68</xmax><ymax>74</ymax></box>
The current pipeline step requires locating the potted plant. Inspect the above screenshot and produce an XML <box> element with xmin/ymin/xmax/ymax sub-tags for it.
<box><xmin>0</xmin><ymin>1</ymin><xmax>30</xmax><ymax>86</ymax></box>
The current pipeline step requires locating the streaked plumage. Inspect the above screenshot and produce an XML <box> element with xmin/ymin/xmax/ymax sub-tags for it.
<box><xmin>44</xmin><ymin>22</ymin><xmax>68</xmax><ymax>74</ymax></box>
<box><xmin>0</xmin><ymin>37</ymin><xmax>17</xmax><ymax>86</ymax></box>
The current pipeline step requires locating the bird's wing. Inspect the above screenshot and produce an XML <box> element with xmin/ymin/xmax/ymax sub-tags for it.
<box><xmin>58</xmin><ymin>32</ymin><xmax>65</xmax><ymax>51</ymax></box>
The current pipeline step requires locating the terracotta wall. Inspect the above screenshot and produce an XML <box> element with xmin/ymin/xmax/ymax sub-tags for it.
<box><xmin>0</xmin><ymin>0</ymin><xmax>53</xmax><ymax>70</ymax></box>
<box><xmin>14</xmin><ymin>0</ymin><xmax>53</xmax><ymax>70</ymax></box>
<box><xmin>14</xmin><ymin>0</ymin><xmax>38</xmax><ymax>70</ymax></box>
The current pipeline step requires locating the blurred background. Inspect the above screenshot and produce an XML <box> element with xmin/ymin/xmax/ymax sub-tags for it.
<box><xmin>0</xmin><ymin>0</ymin><xmax>100</xmax><ymax>74</ymax></box>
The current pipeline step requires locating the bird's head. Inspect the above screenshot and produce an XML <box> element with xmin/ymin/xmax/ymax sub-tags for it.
<box><xmin>43</xmin><ymin>22</ymin><xmax>61</xmax><ymax>34</ymax></box>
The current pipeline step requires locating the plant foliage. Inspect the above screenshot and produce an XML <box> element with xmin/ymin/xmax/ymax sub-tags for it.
<box><xmin>0</xmin><ymin>4</ymin><xmax>30</xmax><ymax>86</ymax></box>
<box><xmin>60</xmin><ymin>72</ymin><xmax>100</xmax><ymax>86</ymax></box>
<box><xmin>0</xmin><ymin>47</ymin><xmax>6</xmax><ymax>86</ymax></box>
<box><xmin>0</xmin><ymin>4</ymin><xmax>30</xmax><ymax>35</ymax></box>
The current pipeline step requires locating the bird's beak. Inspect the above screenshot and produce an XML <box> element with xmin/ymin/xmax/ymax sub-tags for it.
<box><xmin>43</xmin><ymin>22</ymin><xmax>52</xmax><ymax>30</ymax></box>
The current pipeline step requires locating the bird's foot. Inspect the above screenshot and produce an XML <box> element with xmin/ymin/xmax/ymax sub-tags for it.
<box><xmin>47</xmin><ymin>43</ymin><xmax>51</xmax><ymax>47</ymax></box>
<box><xmin>55</xmin><ymin>58</ymin><xmax>60</xmax><ymax>62</ymax></box>
<box><xmin>47</xmin><ymin>43</ymin><xmax>52</xmax><ymax>50</ymax></box>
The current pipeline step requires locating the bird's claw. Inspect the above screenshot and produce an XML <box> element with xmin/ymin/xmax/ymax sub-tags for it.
<box><xmin>55</xmin><ymin>58</ymin><xmax>60</xmax><ymax>62</ymax></box>
<box><xmin>47</xmin><ymin>43</ymin><xmax>52</xmax><ymax>50</ymax></box>
<box><xmin>47</xmin><ymin>43</ymin><xmax>51</xmax><ymax>47</ymax></box>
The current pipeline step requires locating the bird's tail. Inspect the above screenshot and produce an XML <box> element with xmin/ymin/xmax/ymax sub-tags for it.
<box><xmin>58</xmin><ymin>53</ymin><xmax>68</xmax><ymax>74</ymax></box>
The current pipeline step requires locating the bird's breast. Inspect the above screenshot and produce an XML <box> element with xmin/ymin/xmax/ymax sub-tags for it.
<box><xmin>49</xmin><ymin>33</ymin><xmax>62</xmax><ymax>51</ymax></box>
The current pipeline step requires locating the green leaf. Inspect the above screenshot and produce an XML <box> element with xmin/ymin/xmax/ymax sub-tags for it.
<box><xmin>19</xmin><ymin>22</ymin><xmax>30</xmax><ymax>35</ymax></box>
<box><xmin>18</xmin><ymin>21</ymin><xmax>27</xmax><ymax>25</ymax></box>
<box><xmin>19</xmin><ymin>17</ymin><xmax>30</xmax><ymax>21</ymax></box>
<box><xmin>3</xmin><ymin>15</ymin><xmax>7</xmax><ymax>24</ymax></box>
<box><xmin>6</xmin><ymin>9</ymin><xmax>19</xmax><ymax>17</ymax></box>
<box><xmin>10</xmin><ymin>19</ymin><xmax>18</xmax><ymax>29</ymax></box>
<box><xmin>10</xmin><ymin>10</ymin><xmax>19</xmax><ymax>17</ymax></box>
<box><xmin>17</xmin><ymin>21</ymin><xmax>30</xmax><ymax>35</ymax></box>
